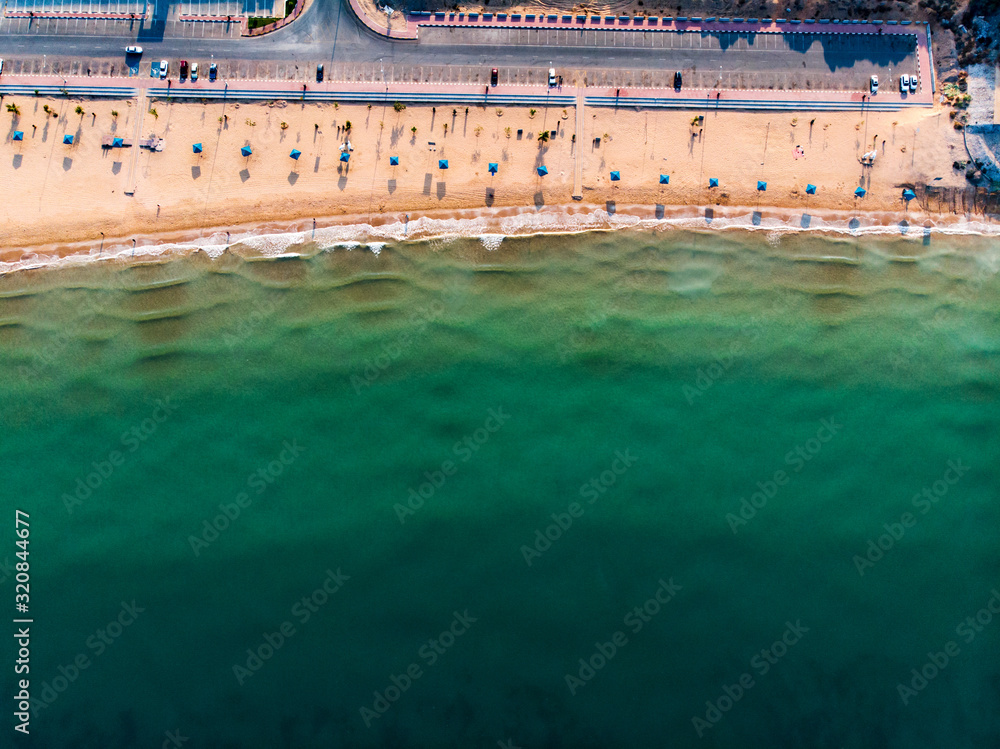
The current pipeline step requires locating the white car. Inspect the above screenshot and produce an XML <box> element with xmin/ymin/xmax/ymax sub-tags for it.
<box><xmin>191</xmin><ymin>62</ymin><xmax>199</xmax><ymax>81</ymax></box>
<box><xmin>159</xmin><ymin>60</ymin><xmax>168</xmax><ymax>78</ymax></box>
<box><xmin>125</xmin><ymin>45</ymin><xmax>143</xmax><ymax>55</ymax></box>
<box><xmin>870</xmin><ymin>75</ymin><xmax>878</xmax><ymax>94</ymax></box>
<box><xmin>548</xmin><ymin>68</ymin><xmax>556</xmax><ymax>87</ymax></box>
<box><xmin>900</xmin><ymin>74</ymin><xmax>909</xmax><ymax>93</ymax></box>
<box><xmin>909</xmin><ymin>75</ymin><xmax>918</xmax><ymax>93</ymax></box>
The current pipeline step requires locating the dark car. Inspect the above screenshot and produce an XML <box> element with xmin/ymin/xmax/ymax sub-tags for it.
<box><xmin>491</xmin><ymin>68</ymin><xmax>498</xmax><ymax>86</ymax></box>
<box><xmin>316</xmin><ymin>64</ymin><xmax>324</xmax><ymax>82</ymax></box>
<box><xmin>209</xmin><ymin>63</ymin><xmax>217</xmax><ymax>82</ymax></box>
<box><xmin>674</xmin><ymin>71</ymin><xmax>682</xmax><ymax>90</ymax></box>
<box><xmin>180</xmin><ymin>59</ymin><xmax>189</xmax><ymax>79</ymax></box>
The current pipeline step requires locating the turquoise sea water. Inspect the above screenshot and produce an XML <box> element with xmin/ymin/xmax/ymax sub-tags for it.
<box><xmin>2</xmin><ymin>229</ymin><xmax>999</xmax><ymax>748</ymax></box>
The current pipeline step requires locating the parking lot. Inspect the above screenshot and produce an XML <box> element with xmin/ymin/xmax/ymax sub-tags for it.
<box><xmin>0</xmin><ymin>15</ymin><xmax>244</xmax><ymax>38</ymax></box>
<box><xmin>0</xmin><ymin>52</ymin><xmax>926</xmax><ymax>95</ymax></box>
<box><xmin>421</xmin><ymin>27</ymin><xmax>920</xmax><ymax>91</ymax></box>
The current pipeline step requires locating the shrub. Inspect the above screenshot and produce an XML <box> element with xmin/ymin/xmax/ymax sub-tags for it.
<box><xmin>393</xmin><ymin>102</ymin><xmax>406</xmax><ymax>112</ymax></box>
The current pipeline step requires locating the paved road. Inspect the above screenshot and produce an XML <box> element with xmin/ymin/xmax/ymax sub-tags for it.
<box><xmin>0</xmin><ymin>0</ymin><xmax>919</xmax><ymax>90</ymax></box>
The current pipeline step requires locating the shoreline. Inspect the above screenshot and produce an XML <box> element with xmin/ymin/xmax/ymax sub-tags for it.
<box><xmin>1</xmin><ymin>98</ymin><xmax>990</xmax><ymax>272</ymax></box>
<box><xmin>4</xmin><ymin>200</ymin><xmax>1000</xmax><ymax>277</ymax></box>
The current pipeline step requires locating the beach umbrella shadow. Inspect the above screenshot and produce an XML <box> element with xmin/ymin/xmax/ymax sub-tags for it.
<box><xmin>12</xmin><ymin>154</ymin><xmax>22</xmax><ymax>169</ymax></box>
<box><xmin>239</xmin><ymin>169</ymin><xmax>250</xmax><ymax>182</ymax></box>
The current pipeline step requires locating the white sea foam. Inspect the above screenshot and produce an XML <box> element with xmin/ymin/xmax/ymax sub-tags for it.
<box><xmin>479</xmin><ymin>235</ymin><xmax>504</xmax><ymax>251</ymax></box>
<box><xmin>3</xmin><ymin>204</ymin><xmax>999</xmax><ymax>277</ymax></box>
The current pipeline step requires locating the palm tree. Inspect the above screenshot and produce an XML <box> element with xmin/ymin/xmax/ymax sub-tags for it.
<box><xmin>6</xmin><ymin>103</ymin><xmax>20</xmax><ymax>116</ymax></box>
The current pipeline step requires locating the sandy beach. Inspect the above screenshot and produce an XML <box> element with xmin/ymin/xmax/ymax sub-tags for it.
<box><xmin>0</xmin><ymin>94</ymin><xmax>979</xmax><ymax>258</ymax></box>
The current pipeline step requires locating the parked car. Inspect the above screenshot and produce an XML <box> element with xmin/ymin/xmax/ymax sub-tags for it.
<box><xmin>870</xmin><ymin>74</ymin><xmax>878</xmax><ymax>94</ymax></box>
<box><xmin>191</xmin><ymin>62</ymin><xmax>199</xmax><ymax>81</ymax></box>
<box><xmin>900</xmin><ymin>74</ymin><xmax>909</xmax><ymax>93</ymax></box>
<box><xmin>909</xmin><ymin>75</ymin><xmax>918</xmax><ymax>93</ymax></box>
<box><xmin>180</xmin><ymin>60</ymin><xmax>189</xmax><ymax>79</ymax></box>
<box><xmin>548</xmin><ymin>68</ymin><xmax>556</xmax><ymax>87</ymax></box>
<box><xmin>674</xmin><ymin>70</ymin><xmax>682</xmax><ymax>89</ymax></box>
<box><xmin>209</xmin><ymin>63</ymin><xmax>218</xmax><ymax>82</ymax></box>
<box><xmin>0</xmin><ymin>59</ymin><xmax>4</xmax><ymax>76</ymax></box>
<box><xmin>159</xmin><ymin>60</ymin><xmax>168</xmax><ymax>78</ymax></box>
<box><xmin>491</xmin><ymin>67</ymin><xmax>498</xmax><ymax>86</ymax></box>
<box><xmin>316</xmin><ymin>64</ymin><xmax>324</xmax><ymax>82</ymax></box>
<box><xmin>125</xmin><ymin>45</ymin><xmax>143</xmax><ymax>55</ymax></box>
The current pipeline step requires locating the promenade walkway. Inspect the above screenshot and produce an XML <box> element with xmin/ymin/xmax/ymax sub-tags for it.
<box><xmin>0</xmin><ymin>75</ymin><xmax>928</xmax><ymax>113</ymax></box>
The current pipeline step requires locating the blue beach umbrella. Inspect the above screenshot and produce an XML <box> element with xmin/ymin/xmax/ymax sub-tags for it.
<box><xmin>757</xmin><ymin>181</ymin><xmax>767</xmax><ymax>191</ymax></box>
<box><xmin>902</xmin><ymin>188</ymin><xmax>916</xmax><ymax>201</ymax></box>
<box><xmin>610</xmin><ymin>171</ymin><xmax>620</xmax><ymax>181</ymax></box>
<box><xmin>659</xmin><ymin>174</ymin><xmax>669</xmax><ymax>185</ymax></box>
<box><xmin>439</xmin><ymin>159</ymin><xmax>449</xmax><ymax>169</ymax></box>
<box><xmin>340</xmin><ymin>152</ymin><xmax>350</xmax><ymax>163</ymax></box>
<box><xmin>113</xmin><ymin>137</ymin><xmax>124</xmax><ymax>148</ymax></box>
<box><xmin>289</xmin><ymin>149</ymin><xmax>301</xmax><ymax>160</ymax></box>
<box><xmin>63</xmin><ymin>134</ymin><xmax>74</xmax><ymax>145</ymax></box>
<box><xmin>488</xmin><ymin>162</ymin><xmax>498</xmax><ymax>175</ymax></box>
<box><xmin>241</xmin><ymin>146</ymin><xmax>252</xmax><ymax>157</ymax></box>
<box><xmin>854</xmin><ymin>186</ymin><xmax>866</xmax><ymax>197</ymax></box>
<box><xmin>537</xmin><ymin>165</ymin><xmax>548</xmax><ymax>176</ymax></box>
<box><xmin>12</xmin><ymin>131</ymin><xmax>23</xmax><ymax>141</ymax></box>
<box><xmin>709</xmin><ymin>177</ymin><xmax>718</xmax><ymax>188</ymax></box>
<box><xmin>806</xmin><ymin>184</ymin><xmax>817</xmax><ymax>195</ymax></box>
<box><xmin>192</xmin><ymin>143</ymin><xmax>203</xmax><ymax>154</ymax></box>
<box><xmin>389</xmin><ymin>156</ymin><xmax>399</xmax><ymax>166</ymax></box>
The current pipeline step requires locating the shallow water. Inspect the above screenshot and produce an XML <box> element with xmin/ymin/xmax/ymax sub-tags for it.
<box><xmin>2</xmin><ymin>229</ymin><xmax>999</xmax><ymax>747</ymax></box>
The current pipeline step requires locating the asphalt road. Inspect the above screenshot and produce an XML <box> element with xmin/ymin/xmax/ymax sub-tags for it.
<box><xmin>0</xmin><ymin>0</ymin><xmax>918</xmax><ymax>88</ymax></box>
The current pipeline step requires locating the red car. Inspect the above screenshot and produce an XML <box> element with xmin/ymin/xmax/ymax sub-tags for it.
<box><xmin>491</xmin><ymin>68</ymin><xmax>498</xmax><ymax>86</ymax></box>
<box><xmin>180</xmin><ymin>60</ymin><xmax>189</xmax><ymax>79</ymax></box>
